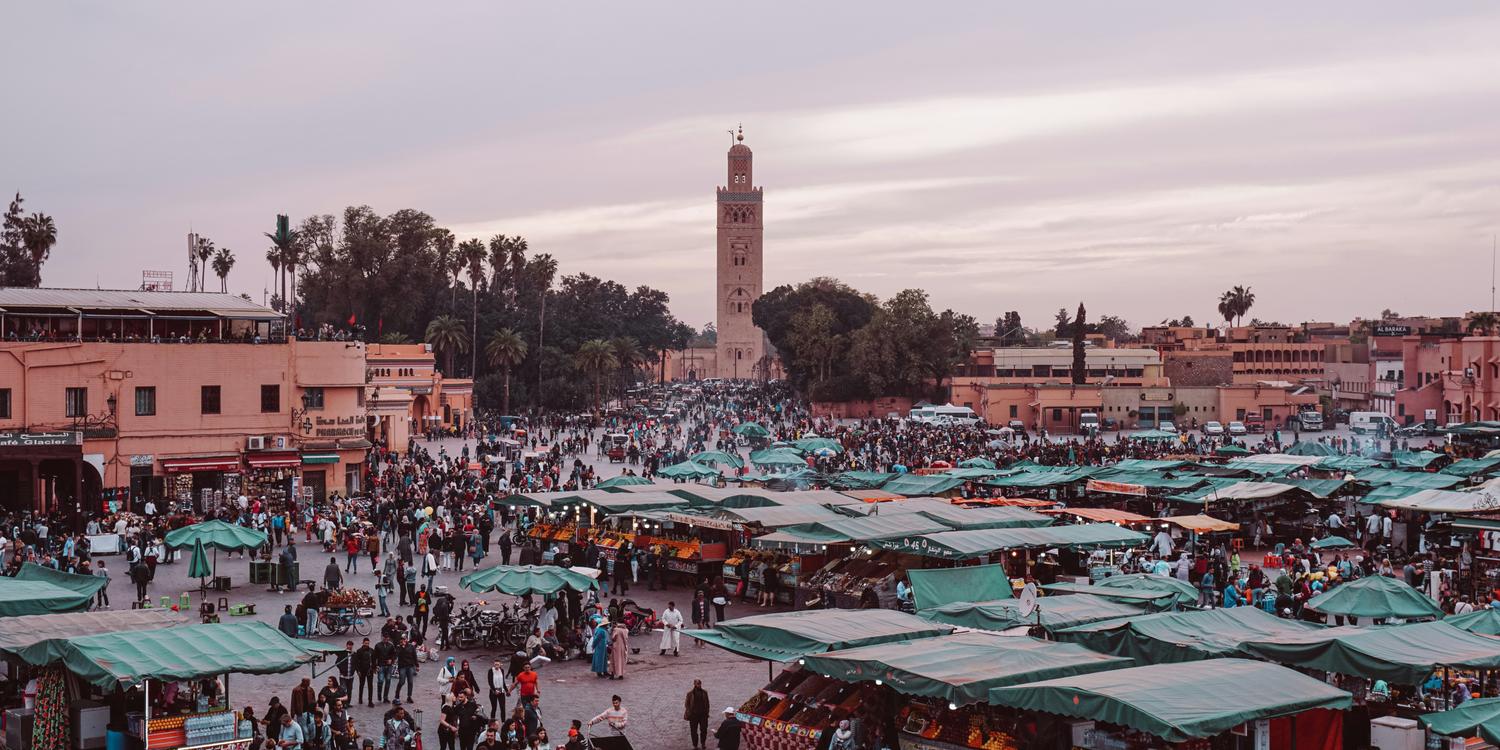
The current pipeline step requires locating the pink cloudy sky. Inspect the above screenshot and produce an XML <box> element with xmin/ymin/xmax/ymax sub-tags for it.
<box><xmin>7</xmin><ymin>3</ymin><xmax>1500</xmax><ymax>331</ymax></box>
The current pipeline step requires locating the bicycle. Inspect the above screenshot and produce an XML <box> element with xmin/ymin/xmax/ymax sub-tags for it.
<box><xmin>318</xmin><ymin>606</ymin><xmax>373</xmax><ymax>637</ymax></box>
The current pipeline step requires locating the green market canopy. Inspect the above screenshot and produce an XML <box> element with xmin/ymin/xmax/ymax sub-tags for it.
<box><xmin>572</xmin><ymin>492</ymin><xmax>689</xmax><ymax>514</ymax></box>
<box><xmin>163</xmin><ymin>519</ymin><xmax>268</xmax><ymax>551</ymax></box>
<box><xmin>874</xmin><ymin>523</ymin><xmax>1150</xmax><ymax>560</ymax></box>
<box><xmin>690</xmin><ymin>450</ymin><xmax>745</xmax><ymax>468</ymax></box>
<box><xmin>749</xmin><ymin>447</ymin><xmax>807</xmax><ymax>467</ymax></box>
<box><xmin>459</xmin><ymin>564</ymin><xmax>600</xmax><ymax>595</ymax></box>
<box><xmin>1442</xmin><ymin>458</ymin><xmax>1500</xmax><ymax>478</ymax></box>
<box><xmin>684</xmin><ymin>609</ymin><xmax>954</xmax><ymax>662</ymax></box>
<box><xmin>957</xmin><ymin>457</ymin><xmax>998</xmax><ymax>469</ymax></box>
<box><xmin>986</xmin><ymin>659</ymin><xmax>1352</xmax><ymax>742</ymax></box>
<box><xmin>1446</xmin><ymin>608</ymin><xmax>1500</xmax><ymax>636</ymax></box>
<box><xmin>1110</xmin><ymin>459</ymin><xmax>1189</xmax><ymax>471</ymax></box>
<box><xmin>14</xmin><ymin>562</ymin><xmax>108</xmax><ymax>599</ymax></box>
<box><xmin>1304</xmin><ymin>574</ymin><xmax>1444</xmax><ymax>619</ymax></box>
<box><xmin>801</xmin><ymin>632</ymin><xmax>1130</xmax><ymax>706</ymax></box>
<box><xmin>793</xmin><ymin>437</ymin><xmax>843</xmax><ymax>455</ymax></box>
<box><xmin>1377</xmin><ymin>488</ymin><xmax>1500</xmax><ymax>514</ymax></box>
<box><xmin>1055</xmin><ymin>607</ymin><xmax>1326</xmax><ymax>664</ymax></box>
<box><xmin>732</xmin><ymin>422</ymin><xmax>771</xmax><ymax>438</ymax></box>
<box><xmin>1280</xmin><ymin>479</ymin><xmax>1351</xmax><ymax>498</ymax></box>
<box><xmin>0</xmin><ymin>609</ymin><xmax>190</xmax><ymax>654</ymax></box>
<box><xmin>748</xmin><ymin>526</ymin><xmax>846</xmax><ymax>551</ymax></box>
<box><xmin>1310</xmin><ymin>536</ymin><xmax>1357</xmax><ymax>550</ymax></box>
<box><xmin>11</xmin><ymin>621</ymin><xmax>337</xmax><ymax>690</ymax></box>
<box><xmin>907</xmin><ymin>563</ymin><xmax>1013</xmax><ymax>611</ymax></box>
<box><xmin>593</xmin><ymin>475</ymin><xmax>656</xmax><ymax>489</ymax></box>
<box><xmin>1354</xmin><ymin>468</ymin><xmax>1462</xmax><ymax>490</ymax></box>
<box><xmin>1048</xmin><ymin>573</ymin><xmax>1201</xmax><ymax>608</ymax></box>
<box><xmin>718</xmin><ymin>504</ymin><xmax>846</xmax><ymax>528</ymax></box>
<box><xmin>1314</xmin><ymin>456</ymin><xmax>1382</xmax><ymax>473</ymax></box>
<box><xmin>1240</xmin><ymin>621</ymin><xmax>1500</xmax><ymax>684</ymax></box>
<box><xmin>1391</xmin><ymin>450</ymin><xmax>1446</xmax><ymax>470</ymax></box>
<box><xmin>0</xmin><ymin>579</ymin><xmax>99</xmax><ymax>616</ymax></box>
<box><xmin>984</xmin><ymin>468</ymin><xmax>1097</xmax><ymax>488</ymax></box>
<box><xmin>1214</xmin><ymin>445</ymin><xmax>1251</xmax><ymax>456</ymax></box>
<box><xmin>921</xmin><ymin>593</ymin><xmax>1146</xmax><ymax>633</ymax></box>
<box><xmin>1285</xmin><ymin>441</ymin><xmax>1340</xmax><ymax>457</ymax></box>
<box><xmin>1422</xmin><ymin>697</ymin><xmax>1500</xmax><ymax>745</ymax></box>
<box><xmin>879</xmin><ymin>474</ymin><xmax>968</xmax><ymax>497</ymax></box>
<box><xmin>1444</xmin><ymin>421</ymin><xmax>1500</xmax><ymax>436</ymax></box>
<box><xmin>1040</xmin><ymin>583</ymin><xmax>1180</xmax><ymax>611</ymax></box>
<box><xmin>1129</xmin><ymin>430</ymin><xmax>1180</xmax><ymax>441</ymax></box>
<box><xmin>829</xmin><ymin>471</ymin><xmax>895</xmax><ymax>490</ymax></box>
<box><xmin>656</xmin><ymin>460</ymin><xmax>721</xmax><ymax>479</ymax></box>
<box><xmin>913</xmin><ymin>504</ymin><xmax>1053</xmax><ymax>530</ymax></box>
<box><xmin>811</xmin><ymin>514</ymin><xmax>953</xmax><ymax>542</ymax></box>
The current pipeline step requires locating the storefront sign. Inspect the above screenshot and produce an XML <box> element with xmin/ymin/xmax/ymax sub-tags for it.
<box><xmin>0</xmin><ymin>431</ymin><xmax>82</xmax><ymax>448</ymax></box>
<box><xmin>313</xmin><ymin>415</ymin><xmax>364</xmax><ymax>438</ymax></box>
<box><xmin>667</xmin><ymin>512</ymin><xmax>735</xmax><ymax>530</ymax></box>
<box><xmin>1373</xmin><ymin>324</ymin><xmax>1411</xmax><ymax>337</ymax></box>
<box><xmin>665</xmin><ymin>558</ymin><xmax>698</xmax><ymax>574</ymax></box>
<box><xmin>1086</xmin><ymin>479</ymin><xmax>1149</xmax><ymax>497</ymax></box>
<box><xmin>131</xmin><ymin>454</ymin><xmax>155</xmax><ymax>467</ymax></box>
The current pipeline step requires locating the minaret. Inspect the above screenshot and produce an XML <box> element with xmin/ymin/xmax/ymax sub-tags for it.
<box><xmin>715</xmin><ymin>125</ymin><xmax>766</xmax><ymax>380</ymax></box>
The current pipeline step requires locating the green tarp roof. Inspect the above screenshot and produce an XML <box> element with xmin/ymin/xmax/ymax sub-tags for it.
<box><xmin>1354</xmin><ymin>468</ymin><xmax>1462</xmax><ymax>489</ymax></box>
<box><xmin>0</xmin><ymin>609</ymin><xmax>190</xmax><ymax>654</ymax></box>
<box><xmin>1443</xmin><ymin>458</ymin><xmax>1500</xmax><ymax>477</ymax></box>
<box><xmin>880</xmin><ymin>474</ymin><xmax>968</xmax><ymax>497</ymax></box>
<box><xmin>1281</xmin><ymin>479</ymin><xmax>1351</xmax><ymax>498</ymax></box>
<box><xmin>1448</xmin><ymin>608</ymin><xmax>1500</xmax><ymax>635</ymax></box>
<box><xmin>0</xmin><ymin>579</ymin><xmax>96</xmax><ymax>616</ymax></box>
<box><xmin>1048</xmin><ymin>573</ymin><xmax>1200</xmax><ymax>608</ymax></box>
<box><xmin>593</xmin><ymin>475</ymin><xmax>656</xmax><ymax>488</ymax></box>
<box><xmin>1305</xmin><ymin>574</ymin><xmax>1444</xmax><ymax>619</ymax></box>
<box><xmin>1392</xmin><ymin>450</ymin><xmax>1446</xmax><ymax>470</ymax></box>
<box><xmin>833</xmin><ymin>497</ymin><xmax>955</xmax><ymax>516</ymax></box>
<box><xmin>829</xmin><ymin>471</ymin><xmax>896</xmax><ymax>489</ymax></box>
<box><xmin>459</xmin><ymin>565</ymin><xmax>598</xmax><ymax>595</ymax></box>
<box><xmin>14</xmin><ymin>562</ymin><xmax>107</xmax><ymax>598</ymax></box>
<box><xmin>720</xmin><ymin>504</ymin><xmax>846</xmax><ymax>528</ymax></box>
<box><xmin>921</xmin><ymin>593</ymin><xmax>1146</xmax><ymax>633</ymax></box>
<box><xmin>1087</xmin><ymin>469</ymin><xmax>1207</xmax><ymax>491</ymax></box>
<box><xmin>1358</xmin><ymin>484</ymin><xmax>1427</xmax><ymax>504</ymax></box>
<box><xmin>957</xmin><ymin>457</ymin><xmax>997</xmax><ymax>469</ymax></box>
<box><xmin>749</xmin><ymin>447</ymin><xmax>807</xmax><ymax>466</ymax></box>
<box><xmin>749</xmin><ymin>526</ymin><xmax>846</xmax><ymax>550</ymax></box>
<box><xmin>985</xmin><ymin>469</ymin><xmax>1097</xmax><ymax>488</ymax></box>
<box><xmin>12</xmin><ymin>622</ymin><xmax>337</xmax><ymax>690</ymax></box>
<box><xmin>1218</xmin><ymin>460</ymin><xmax>1299</xmax><ymax>477</ymax></box>
<box><xmin>575</xmin><ymin>492</ymin><xmax>690</xmax><ymax>513</ymax></box>
<box><xmin>875</xmin><ymin>523</ymin><xmax>1150</xmax><ymax>560</ymax></box>
<box><xmin>684</xmin><ymin>609</ymin><xmax>954</xmax><ymax>662</ymax></box>
<box><xmin>1314</xmin><ymin>456</ymin><xmax>1382</xmax><ymax>472</ymax></box>
<box><xmin>1240</xmin><ymin>621</ymin><xmax>1500</xmax><ymax>684</ymax></box>
<box><xmin>1040</xmin><ymin>583</ymin><xmax>1180</xmax><ymax>610</ymax></box>
<box><xmin>657</xmin><ymin>460</ymin><xmax>721</xmax><ymax>479</ymax></box>
<box><xmin>1422</xmin><ymin>697</ymin><xmax>1500</xmax><ymax>744</ymax></box>
<box><xmin>802</xmin><ymin>633</ymin><xmax>1130</xmax><ymax>706</ymax></box>
<box><xmin>1378</xmin><ymin>489</ymin><xmax>1500</xmax><ymax>515</ymax></box>
<box><xmin>987</xmin><ymin>659</ymin><xmax>1352</xmax><ymax>742</ymax></box>
<box><xmin>907</xmin><ymin>563</ymin><xmax>1013</xmax><ymax>611</ymax></box>
<box><xmin>914</xmin><ymin>504</ymin><xmax>1053</xmax><ymax>530</ymax></box>
<box><xmin>1055</xmin><ymin>607</ymin><xmax>1326</xmax><ymax>664</ymax></box>
<box><xmin>1164</xmin><ymin>478</ymin><xmax>1244</xmax><ymax>504</ymax></box>
<box><xmin>813</xmin><ymin>514</ymin><xmax>952</xmax><ymax>542</ymax></box>
<box><xmin>1285</xmin><ymin>441</ymin><xmax>1340</xmax><ymax>457</ymax></box>
<box><xmin>163</xmin><ymin>519</ymin><xmax>268</xmax><ymax>552</ymax></box>
<box><xmin>1310</xmin><ymin>535</ymin><xmax>1357</xmax><ymax>550</ymax></box>
<box><xmin>1110</xmin><ymin>459</ymin><xmax>1189</xmax><ymax>471</ymax></box>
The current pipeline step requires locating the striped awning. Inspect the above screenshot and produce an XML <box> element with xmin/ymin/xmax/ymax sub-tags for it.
<box><xmin>160</xmin><ymin>456</ymin><xmax>241</xmax><ymax>473</ymax></box>
<box><xmin>301</xmin><ymin>454</ymin><xmax>339</xmax><ymax>465</ymax></box>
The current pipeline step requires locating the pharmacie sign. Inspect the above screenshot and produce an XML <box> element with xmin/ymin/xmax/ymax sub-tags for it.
<box><xmin>312</xmin><ymin>415</ymin><xmax>364</xmax><ymax>438</ymax></box>
<box><xmin>0</xmin><ymin>431</ymin><xmax>83</xmax><ymax>448</ymax></box>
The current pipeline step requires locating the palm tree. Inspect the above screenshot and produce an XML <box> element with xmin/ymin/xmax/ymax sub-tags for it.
<box><xmin>425</xmin><ymin>315</ymin><xmax>470</xmax><ymax>376</ymax></box>
<box><xmin>485</xmin><ymin>328</ymin><xmax>529</xmax><ymax>414</ymax></box>
<box><xmin>1217</xmin><ymin>292</ymin><xmax>1236</xmax><ymax>327</ymax></box>
<box><xmin>379</xmin><ymin>332</ymin><xmax>413</xmax><ymax>344</ymax></box>
<box><xmin>265</xmin><ymin>248</ymin><xmax>281</xmax><ymax>306</ymax></box>
<box><xmin>609</xmin><ymin>336</ymin><xmax>643</xmax><ymax>396</ymax></box>
<box><xmin>574</xmin><ymin>339</ymin><xmax>618</xmax><ymax>412</ymax></box>
<box><xmin>432</xmin><ymin>229</ymin><xmax>457</xmax><ymax>308</ymax></box>
<box><xmin>458</xmin><ymin>238</ymin><xmax>488</xmax><ymax>377</ymax></box>
<box><xmin>1468</xmin><ymin>313</ymin><xmax>1500</xmax><ymax>336</ymax></box>
<box><xmin>489</xmin><ymin>234</ymin><xmax>529</xmax><ymax>300</ymax></box>
<box><xmin>1229</xmin><ymin>285</ymin><xmax>1255</xmax><ymax>326</ymax></box>
<box><xmin>195</xmin><ymin>236</ymin><xmax>214</xmax><ymax>292</ymax></box>
<box><xmin>21</xmin><ymin>213</ymin><xmax>57</xmax><ymax>279</ymax></box>
<box><xmin>211</xmin><ymin>247</ymin><xmax>235</xmax><ymax>292</ymax></box>
<box><xmin>263</xmin><ymin>225</ymin><xmax>300</xmax><ymax>313</ymax></box>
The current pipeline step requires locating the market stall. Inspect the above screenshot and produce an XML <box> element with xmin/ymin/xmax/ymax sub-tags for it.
<box><xmin>0</xmin><ymin>567</ymin><xmax>106</xmax><ymax>617</ymax></box>
<box><xmin>1303</xmin><ymin>573</ymin><xmax>1445</xmax><ymax>622</ymax></box>
<box><xmin>459</xmin><ymin>564</ymin><xmax>600</xmax><ymax>595</ymax></box>
<box><xmin>6</xmin><ymin>621</ymin><xmax>334</xmax><ymax>750</ymax></box>
<box><xmin>163</xmin><ymin>521</ymin><xmax>269</xmax><ymax>590</ymax></box>
<box><xmin>1055</xmin><ymin>607</ymin><xmax>1328</xmax><ymax>664</ymax></box>
<box><xmin>919</xmin><ymin>593</ymin><xmax>1146</xmax><ymax>634</ymax></box>
<box><xmin>685</xmin><ymin>608</ymin><xmax>954</xmax><ymax>663</ymax></box>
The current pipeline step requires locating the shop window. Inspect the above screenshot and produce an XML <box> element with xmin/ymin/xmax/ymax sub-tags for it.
<box><xmin>0</xmin><ymin>388</ymin><xmax>9</xmax><ymax>419</ymax></box>
<box><xmin>201</xmin><ymin>385</ymin><xmax>221</xmax><ymax>415</ymax></box>
<box><xmin>1009</xmin><ymin>405</ymin><xmax>1018</xmax><ymax>418</ymax></box>
<box><xmin>261</xmin><ymin>385</ymin><xmax>280</xmax><ymax>413</ymax></box>
<box><xmin>65</xmin><ymin>387</ymin><xmax>87</xmax><ymax>418</ymax></box>
<box><xmin>135</xmin><ymin>387</ymin><xmax>156</xmax><ymax>417</ymax></box>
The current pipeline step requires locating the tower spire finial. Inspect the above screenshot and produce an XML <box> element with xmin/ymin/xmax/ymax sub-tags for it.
<box><xmin>736</xmin><ymin>123</ymin><xmax>744</xmax><ymax>142</ymax></box>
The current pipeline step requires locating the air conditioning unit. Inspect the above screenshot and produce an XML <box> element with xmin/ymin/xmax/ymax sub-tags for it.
<box><xmin>246</xmin><ymin>436</ymin><xmax>265</xmax><ymax>451</ymax></box>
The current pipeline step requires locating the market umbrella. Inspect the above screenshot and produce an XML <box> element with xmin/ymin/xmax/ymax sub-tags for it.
<box><xmin>793</xmin><ymin>437</ymin><xmax>843</xmax><ymax>455</ymax></box>
<box><xmin>958</xmin><ymin>457</ymin><xmax>997</xmax><ymax>469</ymax></box>
<box><xmin>1214</xmin><ymin>445</ymin><xmax>1251</xmax><ymax>456</ymax></box>
<box><xmin>732</xmin><ymin>423</ymin><xmax>770</xmax><ymax>439</ymax></box>
<box><xmin>1131</xmin><ymin>429</ymin><xmax>1178</xmax><ymax>441</ymax></box>
<box><xmin>1422</xmin><ymin>697</ymin><xmax>1500</xmax><ymax>744</ymax></box>
<box><xmin>749</xmin><ymin>448</ymin><xmax>807</xmax><ymax>467</ymax></box>
<box><xmin>1310</xmin><ymin>536</ymin><xmax>1356</xmax><ymax>550</ymax></box>
<box><xmin>164</xmin><ymin>520</ymin><xmax>266</xmax><ymax>583</ymax></box>
<box><xmin>460</xmin><ymin>565</ymin><xmax>599</xmax><ymax>596</ymax></box>
<box><xmin>1305</xmin><ymin>573</ymin><xmax>1444</xmax><ymax>620</ymax></box>
<box><xmin>188</xmin><ymin>539</ymin><xmax>212</xmax><ymax>590</ymax></box>
<box><xmin>594</xmin><ymin>475</ymin><xmax>654</xmax><ymax>489</ymax></box>
<box><xmin>690</xmin><ymin>450</ymin><xmax>744</xmax><ymax>468</ymax></box>
<box><xmin>657</xmin><ymin>460</ymin><xmax>720</xmax><ymax>479</ymax></box>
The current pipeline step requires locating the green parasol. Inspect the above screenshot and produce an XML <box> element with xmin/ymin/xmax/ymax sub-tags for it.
<box><xmin>1215</xmin><ymin>445</ymin><xmax>1251</xmax><ymax>456</ymax></box>
<box><xmin>957</xmin><ymin>457</ymin><xmax>997</xmax><ymax>469</ymax></box>
<box><xmin>657</xmin><ymin>460</ymin><xmax>721</xmax><ymax>479</ymax></box>
<box><xmin>460</xmin><ymin>565</ymin><xmax>599</xmax><ymax>595</ymax></box>
<box><xmin>594</xmin><ymin>475</ymin><xmax>655</xmax><ymax>489</ymax></box>
<box><xmin>187</xmin><ymin>539</ymin><xmax>212</xmax><ymax>587</ymax></box>
<box><xmin>1310</xmin><ymin>535</ymin><xmax>1356</xmax><ymax>550</ymax></box>
<box><xmin>690</xmin><ymin>450</ymin><xmax>745</xmax><ymax>468</ymax></box>
<box><xmin>732</xmin><ymin>422</ymin><xmax>770</xmax><ymax>439</ymax></box>
<box><xmin>793</xmin><ymin>437</ymin><xmax>843</xmax><ymax>455</ymax></box>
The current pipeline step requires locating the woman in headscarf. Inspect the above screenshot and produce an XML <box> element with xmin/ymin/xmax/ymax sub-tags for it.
<box><xmin>590</xmin><ymin>621</ymin><xmax>611</xmax><ymax>678</ymax></box>
<box><xmin>437</xmin><ymin>656</ymin><xmax>458</xmax><ymax>695</ymax></box>
<box><xmin>608</xmin><ymin>620</ymin><xmax>629</xmax><ymax>680</ymax></box>
<box><xmin>1175</xmin><ymin>553</ymin><xmax>1191</xmax><ymax>581</ymax></box>
<box><xmin>828</xmin><ymin>719</ymin><xmax>857</xmax><ymax>750</ymax></box>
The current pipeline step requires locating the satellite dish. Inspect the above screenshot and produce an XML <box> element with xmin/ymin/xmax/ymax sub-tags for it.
<box><xmin>1018</xmin><ymin>583</ymin><xmax>1038</xmax><ymax>618</ymax></box>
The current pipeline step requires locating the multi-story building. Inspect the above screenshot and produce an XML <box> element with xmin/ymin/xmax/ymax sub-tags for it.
<box><xmin>365</xmin><ymin>343</ymin><xmax>473</xmax><ymax>449</ymax></box>
<box><xmin>1395</xmin><ymin>334</ymin><xmax>1500</xmax><ymax>425</ymax></box>
<box><xmin>0</xmin><ymin>288</ymin><xmax>368</xmax><ymax>516</ymax></box>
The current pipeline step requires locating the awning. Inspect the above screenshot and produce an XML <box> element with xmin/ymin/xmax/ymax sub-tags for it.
<box><xmin>1354</xmin><ymin>468</ymin><xmax>1463</xmax><ymax>489</ymax></box>
<box><xmin>1159</xmin><ymin>514</ymin><xmax>1240</xmax><ymax>533</ymax></box>
<box><xmin>164</xmin><ymin>519</ymin><xmax>269</xmax><ymax>552</ymax></box>
<box><xmin>1041</xmin><ymin>583</ymin><xmax>1181</xmax><ymax>609</ymax></box>
<box><xmin>1447</xmin><ymin>608</ymin><xmax>1500</xmax><ymax>636</ymax></box>
<box><xmin>1304</xmin><ymin>573</ymin><xmax>1444</xmax><ymax>619</ymax></box>
<box><xmin>916</xmin><ymin>504</ymin><xmax>1053</xmax><ymax>530</ymax></box>
<box><xmin>749</xmin><ymin>527</ymin><xmax>847</xmax><ymax>550</ymax></box>
<box><xmin>0</xmin><ymin>609</ymin><xmax>190</xmax><ymax>654</ymax></box>
<box><xmin>1379</xmin><ymin>489</ymin><xmax>1500</xmax><ymax>515</ymax></box>
<box><xmin>920</xmin><ymin>593</ymin><xmax>1145</xmax><ymax>633</ymax></box>
<box><xmin>1056</xmin><ymin>606</ymin><xmax>1326</xmax><ymax>664</ymax></box>
<box><xmin>1044</xmin><ymin>573</ymin><xmax>1199</xmax><ymax>608</ymax></box>
<box><xmin>1042</xmin><ymin>507</ymin><xmax>1151</xmax><ymax>524</ymax></box>
<box><xmin>812</xmin><ymin>514</ymin><xmax>952</xmax><ymax>542</ymax></box>
<box><xmin>1443</xmin><ymin>458</ymin><xmax>1500</xmax><ymax>478</ymax></box>
<box><xmin>907</xmin><ymin>563</ymin><xmax>1013</xmax><ymax>611</ymax></box>
<box><xmin>10</xmin><ymin>622</ymin><xmax>337</xmax><ymax>690</ymax></box>
<box><xmin>160</xmin><ymin>455</ymin><xmax>240</xmax><ymax>473</ymax></box>
<box><xmin>801</xmin><ymin>633</ymin><xmax>1131</xmax><ymax>706</ymax></box>
<box><xmin>873</xmin><ymin>523</ymin><xmax>1150</xmax><ymax>560</ymax></box>
<box><xmin>717</xmin><ymin>504</ymin><xmax>845</xmax><ymax>528</ymax></box>
<box><xmin>879</xmin><ymin>474</ymin><xmax>968</xmax><ymax>497</ymax></box>
<box><xmin>986</xmin><ymin>659</ymin><xmax>1352</xmax><ymax>742</ymax></box>
<box><xmin>246</xmin><ymin>451</ymin><xmax>301</xmax><ymax>469</ymax></box>
<box><xmin>685</xmin><ymin>609</ymin><xmax>954</xmax><ymax>662</ymax></box>
<box><xmin>1422</xmin><ymin>698</ymin><xmax>1500</xmax><ymax>745</ymax></box>
<box><xmin>1240</xmin><ymin>621</ymin><xmax>1500</xmax><ymax>684</ymax></box>
<box><xmin>300</xmin><ymin>453</ymin><xmax>340</xmax><ymax>465</ymax></box>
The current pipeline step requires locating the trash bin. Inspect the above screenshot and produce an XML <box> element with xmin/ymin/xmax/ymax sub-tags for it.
<box><xmin>276</xmin><ymin>561</ymin><xmax>300</xmax><ymax>588</ymax></box>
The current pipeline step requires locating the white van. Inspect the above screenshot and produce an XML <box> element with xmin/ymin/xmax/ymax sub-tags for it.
<box><xmin>1078</xmin><ymin>411</ymin><xmax>1100</xmax><ymax>434</ymax></box>
<box><xmin>908</xmin><ymin>406</ymin><xmax>938</xmax><ymax>423</ymax></box>
<box><xmin>932</xmin><ymin>404</ymin><xmax>981</xmax><ymax>426</ymax></box>
<box><xmin>1349</xmin><ymin>411</ymin><xmax>1398</xmax><ymax>435</ymax></box>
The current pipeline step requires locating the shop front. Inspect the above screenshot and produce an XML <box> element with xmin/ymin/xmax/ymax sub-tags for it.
<box><xmin>243</xmin><ymin>452</ymin><xmax>300</xmax><ymax>509</ymax></box>
<box><xmin>0</xmin><ymin>431</ymin><xmax>85</xmax><ymax>517</ymax></box>
<box><xmin>159</xmin><ymin>456</ymin><xmax>242</xmax><ymax>514</ymax></box>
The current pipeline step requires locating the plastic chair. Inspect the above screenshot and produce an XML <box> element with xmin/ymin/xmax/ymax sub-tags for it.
<box><xmin>180</xmin><ymin>593</ymin><xmax>190</xmax><ymax>608</ymax></box>
<box><xmin>160</xmin><ymin>595</ymin><xmax>170</xmax><ymax>608</ymax></box>
<box><xmin>218</xmin><ymin>597</ymin><xmax>230</xmax><ymax>612</ymax></box>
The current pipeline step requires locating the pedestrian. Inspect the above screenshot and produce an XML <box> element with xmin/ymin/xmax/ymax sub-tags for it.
<box><xmin>375</xmin><ymin>573</ymin><xmax>391</xmax><ymax>617</ymax></box>
<box><xmin>130</xmin><ymin>559</ymin><xmax>151</xmax><ymax>603</ymax></box>
<box><xmin>660</xmin><ymin>600</ymin><xmax>684</xmax><ymax>656</ymax></box>
<box><xmin>609</xmin><ymin>620</ymin><xmax>629</xmax><ymax>679</ymax></box>
<box><xmin>324</xmin><ymin>557</ymin><xmax>343</xmax><ymax>591</ymax></box>
<box><xmin>710</xmin><ymin>577</ymin><xmax>730</xmax><ymax>623</ymax></box>
<box><xmin>279</xmin><ymin>605</ymin><xmax>300</xmax><ymax>637</ymax></box>
<box><xmin>337</xmin><ymin>641</ymin><xmax>355</xmax><ymax>697</ymax></box>
<box><xmin>414</xmin><ymin>587</ymin><xmax>430</xmax><ymax>638</ymax></box>
<box><xmin>354</xmin><ymin>638</ymin><xmax>375</xmax><ymax>708</ymax></box>
<box><xmin>692</xmin><ymin>590</ymin><xmax>711</xmax><ymax>645</ymax></box>
<box><xmin>590</xmin><ymin>622</ymin><xmax>610</xmax><ymax>678</ymax></box>
<box><xmin>714</xmin><ymin>707</ymin><xmax>742</xmax><ymax>750</ymax></box>
<box><xmin>264</xmin><ymin>697</ymin><xmax>288</xmax><ymax>744</ymax></box>
<box><xmin>382</xmin><ymin>705</ymin><xmax>417</xmax><ymax>750</ymax></box>
<box><xmin>499</xmin><ymin>533</ymin><xmax>512</xmax><ymax>566</ymax></box>
<box><xmin>587</xmin><ymin>695</ymin><xmax>629</xmax><ymax>736</ymax></box>
<box><xmin>685</xmin><ymin>679</ymin><xmax>710</xmax><ymax>750</ymax></box>
<box><xmin>395</xmin><ymin>638</ymin><xmax>417</xmax><ymax>703</ymax></box>
<box><xmin>279</xmin><ymin>712</ymin><xmax>305</xmax><ymax>750</ymax></box>
<box><xmin>486</xmin><ymin>658</ymin><xmax>507</xmax><ymax>722</ymax></box>
<box><xmin>422</xmin><ymin>547</ymin><xmax>438</xmax><ymax>594</ymax></box>
<box><xmin>94</xmin><ymin>560</ymin><xmax>110</xmax><ymax>608</ymax></box>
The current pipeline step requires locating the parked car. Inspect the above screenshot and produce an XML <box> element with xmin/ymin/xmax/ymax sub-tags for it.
<box><xmin>1102</xmin><ymin>417</ymin><xmax>1119</xmax><ymax>431</ymax></box>
<box><xmin>1228</xmin><ymin>421</ymin><xmax>1248</xmax><ymax>436</ymax></box>
<box><xmin>1244</xmin><ymin>414</ymin><xmax>1266</xmax><ymax>433</ymax></box>
<box><xmin>1159</xmin><ymin>421</ymin><xmax>1178</xmax><ymax>433</ymax></box>
<box><xmin>1203</xmin><ymin>421</ymin><xmax>1225</xmax><ymax>436</ymax></box>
